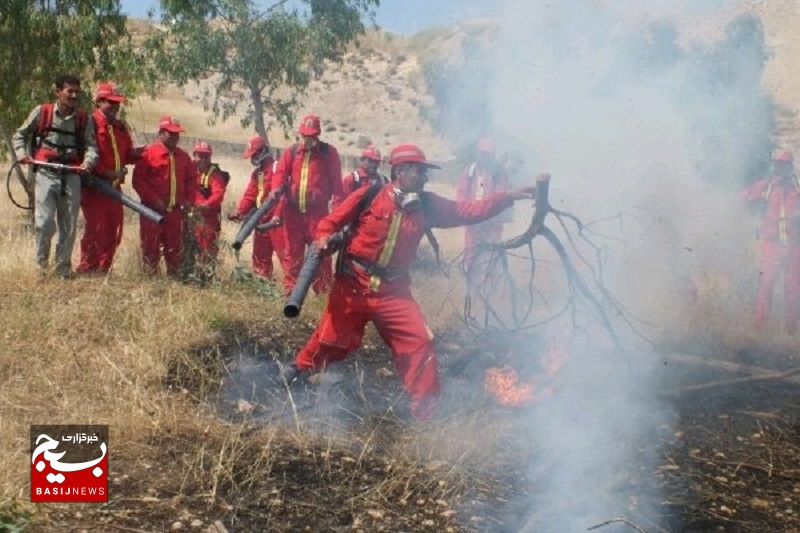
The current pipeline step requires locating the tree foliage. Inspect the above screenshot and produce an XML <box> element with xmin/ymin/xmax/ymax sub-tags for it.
<box><xmin>625</xmin><ymin>14</ymin><xmax>774</xmax><ymax>187</ymax></box>
<box><xmin>686</xmin><ymin>15</ymin><xmax>775</xmax><ymax>187</ymax></box>
<box><xmin>148</xmin><ymin>0</ymin><xmax>379</xmax><ymax>138</ymax></box>
<box><xmin>0</xmin><ymin>0</ymin><xmax>148</xmax><ymax>155</ymax></box>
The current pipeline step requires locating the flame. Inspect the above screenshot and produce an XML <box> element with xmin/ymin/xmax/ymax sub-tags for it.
<box><xmin>484</xmin><ymin>365</ymin><xmax>535</xmax><ymax>407</ymax></box>
<box><xmin>483</xmin><ymin>342</ymin><xmax>568</xmax><ymax>407</ymax></box>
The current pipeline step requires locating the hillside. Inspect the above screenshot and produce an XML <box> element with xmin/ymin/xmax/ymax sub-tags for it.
<box><xmin>128</xmin><ymin>0</ymin><xmax>800</xmax><ymax>163</ymax></box>
<box><xmin>126</xmin><ymin>28</ymin><xmax>453</xmax><ymax>161</ymax></box>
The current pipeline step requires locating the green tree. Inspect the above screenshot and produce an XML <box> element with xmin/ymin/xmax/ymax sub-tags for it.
<box><xmin>148</xmin><ymin>0</ymin><xmax>379</xmax><ymax>139</ymax></box>
<box><xmin>0</xmin><ymin>0</ymin><xmax>149</xmax><ymax>205</ymax></box>
<box><xmin>683</xmin><ymin>14</ymin><xmax>775</xmax><ymax>188</ymax></box>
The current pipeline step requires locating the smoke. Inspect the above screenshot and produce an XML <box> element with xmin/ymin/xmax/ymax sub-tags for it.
<box><xmin>423</xmin><ymin>0</ymin><xmax>777</xmax><ymax>530</ymax></box>
<box><xmin>483</xmin><ymin>0</ymin><xmax>774</xmax><ymax>324</ymax></box>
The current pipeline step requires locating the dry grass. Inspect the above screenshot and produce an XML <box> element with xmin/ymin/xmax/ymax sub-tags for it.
<box><xmin>126</xmin><ymin>89</ymin><xmax>262</xmax><ymax>147</ymax></box>
<box><xmin>0</xmin><ymin>159</ymin><xmax>511</xmax><ymax>531</ymax></box>
<box><xmin>3</xmin><ymin>5</ymin><xmax>800</xmax><ymax>527</ymax></box>
<box><xmin>2</xmin><ymin>147</ymin><xmax>799</xmax><ymax>530</ymax></box>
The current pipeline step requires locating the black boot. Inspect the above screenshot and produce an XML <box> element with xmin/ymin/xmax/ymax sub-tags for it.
<box><xmin>280</xmin><ymin>364</ymin><xmax>303</xmax><ymax>387</ymax></box>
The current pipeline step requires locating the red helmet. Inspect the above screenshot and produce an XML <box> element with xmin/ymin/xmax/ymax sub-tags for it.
<box><xmin>389</xmin><ymin>144</ymin><xmax>441</xmax><ymax>168</ymax></box>
<box><xmin>298</xmin><ymin>114</ymin><xmax>321</xmax><ymax>136</ymax></box>
<box><xmin>360</xmin><ymin>145</ymin><xmax>382</xmax><ymax>162</ymax></box>
<box><xmin>242</xmin><ymin>135</ymin><xmax>268</xmax><ymax>158</ymax></box>
<box><xmin>95</xmin><ymin>82</ymin><xmax>126</xmax><ymax>103</ymax></box>
<box><xmin>158</xmin><ymin>115</ymin><xmax>185</xmax><ymax>133</ymax></box>
<box><xmin>193</xmin><ymin>140</ymin><xmax>213</xmax><ymax>155</ymax></box>
<box><xmin>773</xmin><ymin>150</ymin><xmax>794</xmax><ymax>163</ymax></box>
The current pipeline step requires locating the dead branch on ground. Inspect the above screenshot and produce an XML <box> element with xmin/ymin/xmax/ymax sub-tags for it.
<box><xmin>587</xmin><ymin>517</ymin><xmax>649</xmax><ymax>532</ymax></box>
<box><xmin>663</xmin><ymin>366</ymin><xmax>800</xmax><ymax>396</ymax></box>
<box><xmin>661</xmin><ymin>352</ymin><xmax>800</xmax><ymax>386</ymax></box>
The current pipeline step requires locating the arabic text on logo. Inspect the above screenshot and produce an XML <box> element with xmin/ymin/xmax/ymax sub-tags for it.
<box><xmin>30</xmin><ymin>425</ymin><xmax>108</xmax><ymax>502</ymax></box>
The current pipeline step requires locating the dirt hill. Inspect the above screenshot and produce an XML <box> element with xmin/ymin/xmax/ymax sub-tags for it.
<box><xmin>126</xmin><ymin>28</ymin><xmax>453</xmax><ymax>161</ymax></box>
<box><xmin>128</xmin><ymin>1</ymin><xmax>800</xmax><ymax>162</ymax></box>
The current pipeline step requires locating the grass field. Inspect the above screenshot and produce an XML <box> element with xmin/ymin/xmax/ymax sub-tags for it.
<box><xmin>0</xmin><ymin>147</ymin><xmax>526</xmax><ymax>531</ymax></box>
<box><xmin>4</xmin><ymin>4</ymin><xmax>800</xmax><ymax>528</ymax></box>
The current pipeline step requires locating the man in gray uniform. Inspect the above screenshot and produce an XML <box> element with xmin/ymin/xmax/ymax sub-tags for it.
<box><xmin>13</xmin><ymin>74</ymin><xmax>99</xmax><ymax>278</ymax></box>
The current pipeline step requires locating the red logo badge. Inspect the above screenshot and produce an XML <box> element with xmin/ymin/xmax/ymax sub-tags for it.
<box><xmin>30</xmin><ymin>425</ymin><xmax>108</xmax><ymax>502</ymax></box>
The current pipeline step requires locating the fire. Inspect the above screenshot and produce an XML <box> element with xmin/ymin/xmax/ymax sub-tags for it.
<box><xmin>484</xmin><ymin>366</ymin><xmax>536</xmax><ymax>407</ymax></box>
<box><xmin>483</xmin><ymin>342</ymin><xmax>568</xmax><ymax>407</ymax></box>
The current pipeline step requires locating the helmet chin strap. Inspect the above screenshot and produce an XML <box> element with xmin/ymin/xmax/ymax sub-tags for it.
<box><xmin>253</xmin><ymin>149</ymin><xmax>270</xmax><ymax>166</ymax></box>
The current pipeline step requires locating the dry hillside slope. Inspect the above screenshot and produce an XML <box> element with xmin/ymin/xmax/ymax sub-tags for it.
<box><xmin>130</xmin><ymin>1</ymin><xmax>800</xmax><ymax>162</ymax></box>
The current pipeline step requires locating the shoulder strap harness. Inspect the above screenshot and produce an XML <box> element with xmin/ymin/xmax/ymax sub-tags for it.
<box><xmin>35</xmin><ymin>103</ymin><xmax>88</xmax><ymax>160</ymax></box>
<box><xmin>337</xmin><ymin>183</ymin><xmax>442</xmax><ymax>275</ymax></box>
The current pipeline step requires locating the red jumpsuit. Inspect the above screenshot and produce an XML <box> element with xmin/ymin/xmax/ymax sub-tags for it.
<box><xmin>193</xmin><ymin>164</ymin><xmax>228</xmax><ymax>269</ymax></box>
<box><xmin>743</xmin><ymin>176</ymin><xmax>800</xmax><ymax>331</ymax></box>
<box><xmin>232</xmin><ymin>158</ymin><xmax>285</xmax><ymax>278</ymax></box>
<box><xmin>77</xmin><ymin>109</ymin><xmax>137</xmax><ymax>273</ymax></box>
<box><xmin>132</xmin><ymin>142</ymin><xmax>197</xmax><ymax>275</ymax></box>
<box><xmin>272</xmin><ymin>142</ymin><xmax>343</xmax><ymax>293</ymax></box>
<box><xmin>456</xmin><ymin>162</ymin><xmax>510</xmax><ymax>277</ymax></box>
<box><xmin>294</xmin><ymin>184</ymin><xmax>514</xmax><ymax>420</ymax></box>
<box><xmin>342</xmin><ymin>168</ymin><xmax>387</xmax><ymax>198</ymax></box>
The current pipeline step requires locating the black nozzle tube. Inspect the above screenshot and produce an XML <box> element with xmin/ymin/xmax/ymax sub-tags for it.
<box><xmin>283</xmin><ymin>246</ymin><xmax>324</xmax><ymax>318</ymax></box>
<box><xmin>232</xmin><ymin>194</ymin><xmax>279</xmax><ymax>250</ymax></box>
<box><xmin>85</xmin><ymin>175</ymin><xmax>164</xmax><ymax>224</ymax></box>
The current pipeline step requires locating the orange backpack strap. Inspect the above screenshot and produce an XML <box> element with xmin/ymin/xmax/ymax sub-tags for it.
<box><xmin>37</xmin><ymin>103</ymin><xmax>54</xmax><ymax>139</ymax></box>
<box><xmin>35</xmin><ymin>103</ymin><xmax>87</xmax><ymax>158</ymax></box>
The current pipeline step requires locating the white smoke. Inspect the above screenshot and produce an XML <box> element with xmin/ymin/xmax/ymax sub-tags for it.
<box><xmin>444</xmin><ymin>0</ymin><xmax>771</xmax><ymax>529</ymax></box>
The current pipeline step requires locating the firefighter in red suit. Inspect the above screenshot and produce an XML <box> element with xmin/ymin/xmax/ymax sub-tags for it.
<box><xmin>456</xmin><ymin>138</ymin><xmax>511</xmax><ymax>281</ymax></box>
<box><xmin>342</xmin><ymin>145</ymin><xmax>387</xmax><ymax>197</ymax></box>
<box><xmin>77</xmin><ymin>82</ymin><xmax>141</xmax><ymax>274</ymax></box>
<box><xmin>269</xmin><ymin>114</ymin><xmax>344</xmax><ymax>294</ymax></box>
<box><xmin>191</xmin><ymin>140</ymin><xmax>228</xmax><ymax>277</ymax></box>
<box><xmin>228</xmin><ymin>135</ymin><xmax>284</xmax><ymax>279</ymax></box>
<box><xmin>743</xmin><ymin>150</ymin><xmax>800</xmax><ymax>331</ymax></box>
<box><xmin>132</xmin><ymin>116</ymin><xmax>197</xmax><ymax>276</ymax></box>
<box><xmin>281</xmin><ymin>143</ymin><xmax>536</xmax><ymax>421</ymax></box>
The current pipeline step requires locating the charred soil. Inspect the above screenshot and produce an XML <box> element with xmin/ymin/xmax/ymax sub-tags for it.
<box><xmin>22</xmin><ymin>322</ymin><xmax>800</xmax><ymax>533</ymax></box>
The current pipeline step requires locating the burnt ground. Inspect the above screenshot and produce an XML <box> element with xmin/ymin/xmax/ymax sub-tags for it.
<box><xmin>21</xmin><ymin>326</ymin><xmax>800</xmax><ymax>533</ymax></box>
<box><xmin>655</xmin><ymin>346</ymin><xmax>800</xmax><ymax>533</ymax></box>
<box><xmin>660</xmin><ymin>380</ymin><xmax>800</xmax><ymax>532</ymax></box>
